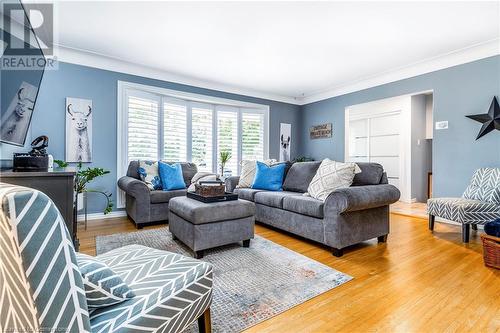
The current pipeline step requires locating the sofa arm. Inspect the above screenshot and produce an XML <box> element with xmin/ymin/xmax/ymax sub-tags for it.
<box><xmin>325</xmin><ymin>184</ymin><xmax>400</xmax><ymax>214</ymax></box>
<box><xmin>117</xmin><ymin>176</ymin><xmax>150</xmax><ymax>198</ymax></box>
<box><xmin>225</xmin><ymin>176</ymin><xmax>240</xmax><ymax>193</ymax></box>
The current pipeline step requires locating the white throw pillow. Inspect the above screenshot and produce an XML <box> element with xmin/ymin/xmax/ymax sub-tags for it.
<box><xmin>237</xmin><ymin>159</ymin><xmax>277</xmax><ymax>188</ymax></box>
<box><xmin>306</xmin><ymin>159</ymin><xmax>361</xmax><ymax>201</ymax></box>
<box><xmin>188</xmin><ymin>172</ymin><xmax>218</xmax><ymax>192</ymax></box>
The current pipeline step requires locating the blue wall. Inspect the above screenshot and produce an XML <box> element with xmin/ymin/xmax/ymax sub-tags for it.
<box><xmin>2</xmin><ymin>56</ymin><xmax>499</xmax><ymax>212</ymax></box>
<box><xmin>1</xmin><ymin>61</ymin><xmax>301</xmax><ymax>213</ymax></box>
<box><xmin>299</xmin><ymin>55</ymin><xmax>500</xmax><ymax>198</ymax></box>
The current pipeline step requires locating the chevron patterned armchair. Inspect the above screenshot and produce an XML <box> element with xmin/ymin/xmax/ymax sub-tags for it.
<box><xmin>427</xmin><ymin>168</ymin><xmax>500</xmax><ymax>243</ymax></box>
<box><xmin>0</xmin><ymin>183</ymin><xmax>213</xmax><ymax>333</ymax></box>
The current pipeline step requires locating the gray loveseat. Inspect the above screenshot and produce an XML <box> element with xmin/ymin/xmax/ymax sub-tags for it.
<box><xmin>118</xmin><ymin>161</ymin><xmax>197</xmax><ymax>228</ymax></box>
<box><xmin>226</xmin><ymin>162</ymin><xmax>400</xmax><ymax>257</ymax></box>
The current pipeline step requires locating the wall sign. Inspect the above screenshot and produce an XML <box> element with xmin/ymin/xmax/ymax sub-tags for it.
<box><xmin>310</xmin><ymin>123</ymin><xmax>332</xmax><ymax>139</ymax></box>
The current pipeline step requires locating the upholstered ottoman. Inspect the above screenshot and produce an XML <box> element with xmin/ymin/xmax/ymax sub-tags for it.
<box><xmin>169</xmin><ymin>197</ymin><xmax>255</xmax><ymax>258</ymax></box>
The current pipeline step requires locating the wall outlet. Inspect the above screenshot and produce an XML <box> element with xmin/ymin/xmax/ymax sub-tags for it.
<box><xmin>435</xmin><ymin>121</ymin><xmax>448</xmax><ymax>130</ymax></box>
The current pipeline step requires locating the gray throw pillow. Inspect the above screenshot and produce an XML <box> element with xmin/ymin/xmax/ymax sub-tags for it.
<box><xmin>76</xmin><ymin>253</ymin><xmax>135</xmax><ymax>308</ymax></box>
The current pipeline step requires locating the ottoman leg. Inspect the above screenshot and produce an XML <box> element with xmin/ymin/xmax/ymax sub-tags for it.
<box><xmin>242</xmin><ymin>239</ymin><xmax>251</xmax><ymax>247</ymax></box>
<box><xmin>195</xmin><ymin>250</ymin><xmax>204</xmax><ymax>259</ymax></box>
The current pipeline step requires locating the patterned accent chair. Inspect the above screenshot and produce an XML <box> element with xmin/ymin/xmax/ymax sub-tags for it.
<box><xmin>427</xmin><ymin>168</ymin><xmax>500</xmax><ymax>242</ymax></box>
<box><xmin>0</xmin><ymin>183</ymin><xmax>213</xmax><ymax>333</ymax></box>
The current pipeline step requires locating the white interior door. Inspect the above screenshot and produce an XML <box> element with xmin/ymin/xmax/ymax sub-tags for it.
<box><xmin>368</xmin><ymin>113</ymin><xmax>401</xmax><ymax>189</ymax></box>
<box><xmin>347</xmin><ymin>112</ymin><xmax>402</xmax><ymax>191</ymax></box>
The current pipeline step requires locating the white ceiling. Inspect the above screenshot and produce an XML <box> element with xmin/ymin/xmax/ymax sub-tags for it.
<box><xmin>55</xmin><ymin>1</ymin><xmax>500</xmax><ymax>103</ymax></box>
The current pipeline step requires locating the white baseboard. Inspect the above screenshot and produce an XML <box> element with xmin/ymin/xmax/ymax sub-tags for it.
<box><xmin>77</xmin><ymin>210</ymin><xmax>127</xmax><ymax>222</ymax></box>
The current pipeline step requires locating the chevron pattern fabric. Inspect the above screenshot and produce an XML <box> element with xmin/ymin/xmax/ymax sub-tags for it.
<box><xmin>76</xmin><ymin>253</ymin><xmax>135</xmax><ymax>308</ymax></box>
<box><xmin>427</xmin><ymin>197</ymin><xmax>500</xmax><ymax>225</ymax></box>
<box><xmin>0</xmin><ymin>183</ymin><xmax>91</xmax><ymax>332</ymax></box>
<box><xmin>462</xmin><ymin>168</ymin><xmax>500</xmax><ymax>204</ymax></box>
<box><xmin>428</xmin><ymin>168</ymin><xmax>500</xmax><ymax>225</ymax></box>
<box><xmin>89</xmin><ymin>245</ymin><xmax>213</xmax><ymax>332</ymax></box>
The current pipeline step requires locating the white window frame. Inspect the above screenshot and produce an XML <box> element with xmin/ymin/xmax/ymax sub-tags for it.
<box><xmin>117</xmin><ymin>80</ymin><xmax>270</xmax><ymax>208</ymax></box>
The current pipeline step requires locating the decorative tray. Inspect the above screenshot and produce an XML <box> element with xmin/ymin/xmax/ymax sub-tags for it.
<box><xmin>187</xmin><ymin>191</ymin><xmax>238</xmax><ymax>203</ymax></box>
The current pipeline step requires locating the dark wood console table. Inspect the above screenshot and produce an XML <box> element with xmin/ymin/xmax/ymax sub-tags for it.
<box><xmin>0</xmin><ymin>167</ymin><xmax>79</xmax><ymax>250</ymax></box>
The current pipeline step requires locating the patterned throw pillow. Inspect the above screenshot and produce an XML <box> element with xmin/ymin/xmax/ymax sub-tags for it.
<box><xmin>137</xmin><ymin>160</ymin><xmax>162</xmax><ymax>190</ymax></box>
<box><xmin>306</xmin><ymin>159</ymin><xmax>361</xmax><ymax>201</ymax></box>
<box><xmin>237</xmin><ymin>159</ymin><xmax>277</xmax><ymax>188</ymax></box>
<box><xmin>76</xmin><ymin>253</ymin><xmax>135</xmax><ymax>308</ymax></box>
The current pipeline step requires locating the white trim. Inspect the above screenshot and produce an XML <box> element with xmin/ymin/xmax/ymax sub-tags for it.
<box><xmin>56</xmin><ymin>44</ymin><xmax>298</xmax><ymax>105</ymax></box>
<box><xmin>300</xmin><ymin>38</ymin><xmax>500</xmax><ymax>105</ymax></box>
<box><xmin>77</xmin><ymin>210</ymin><xmax>127</xmax><ymax>222</ymax></box>
<box><xmin>57</xmin><ymin>39</ymin><xmax>499</xmax><ymax>106</ymax></box>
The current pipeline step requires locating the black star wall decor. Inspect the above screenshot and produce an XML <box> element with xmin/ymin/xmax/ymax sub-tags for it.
<box><xmin>466</xmin><ymin>96</ymin><xmax>500</xmax><ymax>140</ymax></box>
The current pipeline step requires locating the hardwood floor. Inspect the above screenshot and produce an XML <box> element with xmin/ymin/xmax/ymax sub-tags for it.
<box><xmin>78</xmin><ymin>214</ymin><xmax>500</xmax><ymax>332</ymax></box>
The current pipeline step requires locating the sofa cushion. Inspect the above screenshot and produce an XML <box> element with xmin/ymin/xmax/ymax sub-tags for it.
<box><xmin>237</xmin><ymin>159</ymin><xmax>277</xmax><ymax>188</ymax></box>
<box><xmin>169</xmin><ymin>197</ymin><xmax>255</xmax><ymax>224</ymax></box>
<box><xmin>282</xmin><ymin>161</ymin><xmax>321</xmax><ymax>193</ymax></box>
<box><xmin>283</xmin><ymin>195</ymin><xmax>325</xmax><ymax>218</ymax></box>
<box><xmin>352</xmin><ymin>162</ymin><xmax>384</xmax><ymax>186</ymax></box>
<box><xmin>90</xmin><ymin>245</ymin><xmax>213</xmax><ymax>333</ymax></box>
<box><xmin>150</xmin><ymin>189</ymin><xmax>187</xmax><ymax>204</ymax></box>
<box><xmin>254</xmin><ymin>191</ymin><xmax>303</xmax><ymax>209</ymax></box>
<box><xmin>127</xmin><ymin>160</ymin><xmax>197</xmax><ymax>186</ymax></box>
<box><xmin>252</xmin><ymin>161</ymin><xmax>287</xmax><ymax>191</ymax></box>
<box><xmin>234</xmin><ymin>188</ymin><xmax>265</xmax><ymax>201</ymax></box>
<box><xmin>307</xmin><ymin>159</ymin><xmax>360</xmax><ymax>201</ymax></box>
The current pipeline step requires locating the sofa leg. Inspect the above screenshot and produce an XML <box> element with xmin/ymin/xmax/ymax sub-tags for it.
<box><xmin>195</xmin><ymin>250</ymin><xmax>204</xmax><ymax>259</ymax></box>
<box><xmin>462</xmin><ymin>224</ymin><xmax>470</xmax><ymax>243</ymax></box>
<box><xmin>429</xmin><ymin>214</ymin><xmax>435</xmax><ymax>231</ymax></box>
<box><xmin>377</xmin><ymin>235</ymin><xmax>388</xmax><ymax>243</ymax></box>
<box><xmin>242</xmin><ymin>239</ymin><xmax>250</xmax><ymax>247</ymax></box>
<box><xmin>136</xmin><ymin>224</ymin><xmax>143</xmax><ymax>230</ymax></box>
<box><xmin>172</xmin><ymin>234</ymin><xmax>178</xmax><ymax>241</ymax></box>
<box><xmin>332</xmin><ymin>248</ymin><xmax>343</xmax><ymax>257</ymax></box>
<box><xmin>198</xmin><ymin>307</ymin><xmax>211</xmax><ymax>333</ymax></box>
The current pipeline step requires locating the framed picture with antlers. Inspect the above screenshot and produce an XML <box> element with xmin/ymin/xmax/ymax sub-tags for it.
<box><xmin>65</xmin><ymin>97</ymin><xmax>93</xmax><ymax>162</ymax></box>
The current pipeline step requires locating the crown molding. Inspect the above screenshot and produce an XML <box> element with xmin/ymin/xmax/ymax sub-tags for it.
<box><xmin>55</xmin><ymin>45</ymin><xmax>300</xmax><ymax>105</ymax></box>
<box><xmin>55</xmin><ymin>39</ymin><xmax>499</xmax><ymax>107</ymax></box>
<box><xmin>297</xmin><ymin>38</ymin><xmax>500</xmax><ymax>105</ymax></box>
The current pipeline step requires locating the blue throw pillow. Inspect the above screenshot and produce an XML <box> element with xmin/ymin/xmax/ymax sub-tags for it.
<box><xmin>158</xmin><ymin>162</ymin><xmax>186</xmax><ymax>191</ymax></box>
<box><xmin>251</xmin><ymin>161</ymin><xmax>286</xmax><ymax>191</ymax></box>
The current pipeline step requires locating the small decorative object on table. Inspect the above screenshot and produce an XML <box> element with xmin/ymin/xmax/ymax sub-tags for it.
<box><xmin>195</xmin><ymin>180</ymin><xmax>226</xmax><ymax>197</ymax></box>
<box><xmin>189</xmin><ymin>181</ymin><xmax>238</xmax><ymax>203</ymax></box>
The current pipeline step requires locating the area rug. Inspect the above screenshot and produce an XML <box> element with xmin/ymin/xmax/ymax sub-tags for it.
<box><xmin>95</xmin><ymin>227</ymin><xmax>352</xmax><ymax>332</ymax></box>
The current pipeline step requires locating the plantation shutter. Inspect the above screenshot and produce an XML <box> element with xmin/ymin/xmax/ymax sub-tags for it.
<box><xmin>163</xmin><ymin>98</ymin><xmax>187</xmax><ymax>162</ymax></box>
<box><xmin>127</xmin><ymin>93</ymin><xmax>159</xmax><ymax>161</ymax></box>
<box><xmin>191</xmin><ymin>103</ymin><xmax>213</xmax><ymax>172</ymax></box>
<box><xmin>241</xmin><ymin>111</ymin><xmax>265</xmax><ymax>161</ymax></box>
<box><xmin>216</xmin><ymin>106</ymin><xmax>238</xmax><ymax>176</ymax></box>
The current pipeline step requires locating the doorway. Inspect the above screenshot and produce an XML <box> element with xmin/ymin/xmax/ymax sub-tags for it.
<box><xmin>345</xmin><ymin>92</ymin><xmax>433</xmax><ymax>204</ymax></box>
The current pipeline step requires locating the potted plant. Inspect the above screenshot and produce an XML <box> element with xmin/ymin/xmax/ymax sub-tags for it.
<box><xmin>219</xmin><ymin>151</ymin><xmax>232</xmax><ymax>177</ymax></box>
<box><xmin>55</xmin><ymin>160</ymin><xmax>113</xmax><ymax>214</ymax></box>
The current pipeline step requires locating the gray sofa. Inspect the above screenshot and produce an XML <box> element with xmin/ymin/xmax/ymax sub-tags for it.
<box><xmin>226</xmin><ymin>162</ymin><xmax>400</xmax><ymax>257</ymax></box>
<box><xmin>118</xmin><ymin>161</ymin><xmax>197</xmax><ymax>228</ymax></box>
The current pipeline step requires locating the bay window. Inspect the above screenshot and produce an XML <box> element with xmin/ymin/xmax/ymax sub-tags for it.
<box><xmin>117</xmin><ymin>81</ymin><xmax>269</xmax><ymax>206</ymax></box>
